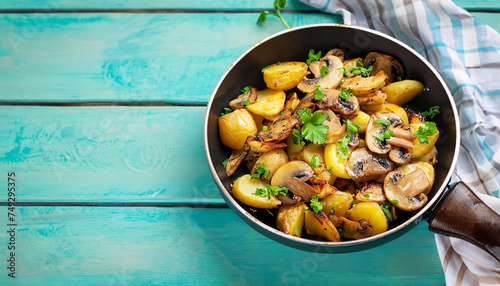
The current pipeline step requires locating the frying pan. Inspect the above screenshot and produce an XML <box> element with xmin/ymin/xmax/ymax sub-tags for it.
<box><xmin>204</xmin><ymin>24</ymin><xmax>500</xmax><ymax>261</ymax></box>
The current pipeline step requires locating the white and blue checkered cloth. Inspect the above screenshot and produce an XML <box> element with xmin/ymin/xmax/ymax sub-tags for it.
<box><xmin>300</xmin><ymin>0</ymin><xmax>500</xmax><ymax>284</ymax></box>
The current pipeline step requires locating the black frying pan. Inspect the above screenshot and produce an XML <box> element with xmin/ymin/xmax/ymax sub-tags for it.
<box><xmin>204</xmin><ymin>24</ymin><xmax>500</xmax><ymax>261</ymax></box>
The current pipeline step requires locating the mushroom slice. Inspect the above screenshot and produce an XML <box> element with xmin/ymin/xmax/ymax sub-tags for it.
<box><xmin>225</xmin><ymin>146</ymin><xmax>249</xmax><ymax>176</ymax></box>
<box><xmin>355</xmin><ymin>181</ymin><xmax>386</xmax><ymax>203</ymax></box>
<box><xmin>316</xmin><ymin>88</ymin><xmax>360</xmax><ymax>118</ymax></box>
<box><xmin>325</xmin><ymin>48</ymin><xmax>345</xmax><ymax>61</ymax></box>
<box><xmin>389</xmin><ymin>147</ymin><xmax>412</xmax><ymax>165</ymax></box>
<box><xmin>366</xmin><ymin>112</ymin><xmax>404</xmax><ymax>154</ymax></box>
<box><xmin>293</xmin><ymin>92</ymin><xmax>316</xmax><ymax>115</ymax></box>
<box><xmin>246</xmin><ymin>136</ymin><xmax>287</xmax><ymax>153</ymax></box>
<box><xmin>271</xmin><ymin>160</ymin><xmax>319</xmax><ymax>202</ymax></box>
<box><xmin>321</xmin><ymin>109</ymin><xmax>346</xmax><ymax>143</ymax></box>
<box><xmin>327</xmin><ymin>213</ymin><xmax>373</xmax><ymax>240</ymax></box>
<box><xmin>258</xmin><ymin>115</ymin><xmax>298</xmax><ymax>142</ymax></box>
<box><xmin>356</xmin><ymin>90</ymin><xmax>387</xmax><ymax>106</ymax></box>
<box><xmin>228</xmin><ymin>87</ymin><xmax>258</xmax><ymax>110</ymax></box>
<box><xmin>384</xmin><ymin>169</ymin><xmax>430</xmax><ymax>211</ymax></box>
<box><xmin>340</xmin><ymin>70</ymin><xmax>388</xmax><ymax>96</ymax></box>
<box><xmin>345</xmin><ymin>147</ymin><xmax>395</xmax><ymax>182</ymax></box>
<box><xmin>347</xmin><ymin>132</ymin><xmax>360</xmax><ymax>148</ymax></box>
<box><xmin>364</xmin><ymin>52</ymin><xmax>404</xmax><ymax>83</ymax></box>
<box><xmin>297</xmin><ymin>55</ymin><xmax>343</xmax><ymax>93</ymax></box>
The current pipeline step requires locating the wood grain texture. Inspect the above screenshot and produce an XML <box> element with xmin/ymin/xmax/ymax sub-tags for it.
<box><xmin>0</xmin><ymin>106</ymin><xmax>225</xmax><ymax>203</ymax></box>
<box><xmin>0</xmin><ymin>13</ymin><xmax>341</xmax><ymax>103</ymax></box>
<box><xmin>0</xmin><ymin>206</ymin><xmax>445</xmax><ymax>285</ymax></box>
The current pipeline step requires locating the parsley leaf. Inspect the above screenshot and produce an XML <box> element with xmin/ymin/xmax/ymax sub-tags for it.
<box><xmin>241</xmin><ymin>86</ymin><xmax>250</xmax><ymax>94</ymax></box>
<box><xmin>372</xmin><ymin>129</ymin><xmax>393</xmax><ymax>141</ymax></box>
<box><xmin>315</xmin><ymin>87</ymin><xmax>324</xmax><ymax>100</ymax></box>
<box><xmin>396</xmin><ymin>76</ymin><xmax>402</xmax><ymax>81</ymax></box>
<box><xmin>310</xmin><ymin>154</ymin><xmax>321</xmax><ymax>167</ymax></box>
<box><xmin>339</xmin><ymin>67</ymin><xmax>349</xmax><ymax>77</ymax></box>
<box><xmin>359</xmin><ymin>219</ymin><xmax>366</xmax><ymax>223</ymax></box>
<box><xmin>421</xmin><ymin>105</ymin><xmax>440</xmax><ymax>119</ymax></box>
<box><xmin>350</xmin><ymin>65</ymin><xmax>373</xmax><ymax>77</ymax></box>
<box><xmin>243</xmin><ymin>99</ymin><xmax>250</xmax><ymax>106</ymax></box>
<box><xmin>253</xmin><ymin>187</ymin><xmax>270</xmax><ymax>200</ymax></box>
<box><xmin>344</xmin><ymin>119</ymin><xmax>360</xmax><ymax>133</ymax></box>
<box><xmin>261</xmin><ymin>65</ymin><xmax>270</xmax><ymax>73</ymax></box>
<box><xmin>310</xmin><ymin>194</ymin><xmax>324</xmax><ymax>214</ymax></box>
<box><xmin>330</xmin><ymin>206</ymin><xmax>335</xmax><ymax>214</ymax></box>
<box><xmin>374</xmin><ymin>118</ymin><xmax>390</xmax><ymax>126</ymax></box>
<box><xmin>380</xmin><ymin>201</ymin><xmax>393</xmax><ymax>221</ymax></box>
<box><xmin>339</xmin><ymin>87</ymin><xmax>353</xmax><ymax>99</ymax></box>
<box><xmin>297</xmin><ymin>109</ymin><xmax>329</xmax><ymax>144</ymax></box>
<box><xmin>415</xmin><ymin>122</ymin><xmax>438</xmax><ymax>144</ymax></box>
<box><xmin>222</xmin><ymin>158</ymin><xmax>229</xmax><ymax>167</ymax></box>
<box><xmin>363</xmin><ymin>194</ymin><xmax>370</xmax><ymax>198</ymax></box>
<box><xmin>252</xmin><ymin>185</ymin><xmax>288</xmax><ymax>200</ymax></box>
<box><xmin>306</xmin><ymin>49</ymin><xmax>322</xmax><ymax>64</ymax></box>
<box><xmin>256</xmin><ymin>0</ymin><xmax>291</xmax><ymax>29</ymax></box>
<box><xmin>336</xmin><ymin>133</ymin><xmax>351</xmax><ymax>159</ymax></box>
<box><xmin>292</xmin><ymin>128</ymin><xmax>305</xmax><ymax>146</ymax></box>
<box><xmin>262</xmin><ymin>126</ymin><xmax>268</xmax><ymax>132</ymax></box>
<box><xmin>221</xmin><ymin>107</ymin><xmax>232</xmax><ymax>116</ymax></box>
<box><xmin>357</xmin><ymin>58</ymin><xmax>364</xmax><ymax>66</ymax></box>
<box><xmin>251</xmin><ymin>165</ymin><xmax>270</xmax><ymax>180</ymax></box>
<box><xmin>391</xmin><ymin>199</ymin><xmax>399</xmax><ymax>204</ymax></box>
<box><xmin>320</xmin><ymin>66</ymin><xmax>330</xmax><ymax>76</ymax></box>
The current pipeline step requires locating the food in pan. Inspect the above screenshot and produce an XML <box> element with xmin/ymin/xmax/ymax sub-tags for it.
<box><xmin>218</xmin><ymin>48</ymin><xmax>439</xmax><ymax>241</ymax></box>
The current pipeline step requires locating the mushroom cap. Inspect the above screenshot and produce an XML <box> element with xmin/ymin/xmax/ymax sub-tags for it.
<box><xmin>345</xmin><ymin>147</ymin><xmax>395</xmax><ymax>181</ymax></box>
<box><xmin>271</xmin><ymin>160</ymin><xmax>314</xmax><ymax>188</ymax></box>
<box><xmin>316</xmin><ymin>88</ymin><xmax>360</xmax><ymax>118</ymax></box>
<box><xmin>297</xmin><ymin>55</ymin><xmax>343</xmax><ymax>93</ymax></box>
<box><xmin>364</xmin><ymin>52</ymin><xmax>404</xmax><ymax>83</ymax></box>
<box><xmin>365</xmin><ymin>112</ymin><xmax>404</xmax><ymax>154</ymax></box>
<box><xmin>228</xmin><ymin>87</ymin><xmax>258</xmax><ymax>110</ymax></box>
<box><xmin>355</xmin><ymin>181</ymin><xmax>386</xmax><ymax>203</ymax></box>
<box><xmin>383</xmin><ymin>169</ymin><xmax>430</xmax><ymax>211</ymax></box>
<box><xmin>258</xmin><ymin>114</ymin><xmax>298</xmax><ymax>142</ymax></box>
<box><xmin>389</xmin><ymin>146</ymin><xmax>412</xmax><ymax>165</ymax></box>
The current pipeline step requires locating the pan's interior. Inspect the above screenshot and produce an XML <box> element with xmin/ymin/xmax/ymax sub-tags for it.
<box><xmin>206</xmin><ymin>25</ymin><xmax>458</xmax><ymax>247</ymax></box>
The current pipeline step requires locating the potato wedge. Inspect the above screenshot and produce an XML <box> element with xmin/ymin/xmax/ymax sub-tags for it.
<box><xmin>246</xmin><ymin>89</ymin><xmax>286</xmax><ymax>117</ymax></box>
<box><xmin>340</xmin><ymin>70</ymin><xmax>389</xmax><ymax>96</ymax></box>
<box><xmin>322</xmin><ymin>190</ymin><xmax>354</xmax><ymax>217</ymax></box>
<box><xmin>382</xmin><ymin>80</ymin><xmax>424</xmax><ymax>106</ymax></box>
<box><xmin>324</xmin><ymin>142</ymin><xmax>351</xmax><ymax>179</ymax></box>
<box><xmin>263</xmin><ymin>62</ymin><xmax>308</xmax><ymax>91</ymax></box>
<box><xmin>350</xmin><ymin>111</ymin><xmax>370</xmax><ymax>133</ymax></box>
<box><xmin>346</xmin><ymin>202</ymin><xmax>388</xmax><ymax>236</ymax></box>
<box><xmin>232</xmin><ymin>174</ymin><xmax>281</xmax><ymax>209</ymax></box>
<box><xmin>251</xmin><ymin>149</ymin><xmax>289</xmax><ymax>181</ymax></box>
<box><xmin>276</xmin><ymin>202</ymin><xmax>307</xmax><ymax>237</ymax></box>
<box><xmin>304</xmin><ymin>210</ymin><xmax>340</xmax><ymax>242</ymax></box>
<box><xmin>219</xmin><ymin>109</ymin><xmax>257</xmax><ymax>150</ymax></box>
<box><xmin>411</xmin><ymin>122</ymin><xmax>439</xmax><ymax>158</ymax></box>
<box><xmin>357</xmin><ymin>91</ymin><xmax>387</xmax><ymax>106</ymax></box>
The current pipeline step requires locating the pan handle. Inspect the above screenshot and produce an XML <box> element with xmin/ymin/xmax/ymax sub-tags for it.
<box><xmin>427</xmin><ymin>181</ymin><xmax>500</xmax><ymax>262</ymax></box>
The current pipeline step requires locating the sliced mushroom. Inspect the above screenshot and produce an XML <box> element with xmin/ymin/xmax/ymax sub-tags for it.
<box><xmin>366</xmin><ymin>112</ymin><xmax>405</xmax><ymax>154</ymax></box>
<box><xmin>282</xmin><ymin>92</ymin><xmax>300</xmax><ymax>116</ymax></box>
<box><xmin>244</xmin><ymin>150</ymin><xmax>263</xmax><ymax>171</ymax></box>
<box><xmin>246</xmin><ymin>136</ymin><xmax>287</xmax><ymax>153</ymax></box>
<box><xmin>384</xmin><ymin>169</ymin><xmax>430</xmax><ymax>211</ymax></box>
<box><xmin>321</xmin><ymin>109</ymin><xmax>346</xmax><ymax>143</ymax></box>
<box><xmin>345</xmin><ymin>147</ymin><xmax>395</xmax><ymax>182</ymax></box>
<box><xmin>293</xmin><ymin>93</ymin><xmax>316</xmax><ymax>115</ymax></box>
<box><xmin>389</xmin><ymin>147</ymin><xmax>412</xmax><ymax>165</ymax></box>
<box><xmin>228</xmin><ymin>87</ymin><xmax>258</xmax><ymax>110</ymax></box>
<box><xmin>297</xmin><ymin>55</ymin><xmax>343</xmax><ymax>93</ymax></box>
<box><xmin>309</xmin><ymin>49</ymin><xmax>344</xmax><ymax>77</ymax></box>
<box><xmin>347</xmin><ymin>132</ymin><xmax>360</xmax><ymax>148</ymax></box>
<box><xmin>364</xmin><ymin>52</ymin><xmax>404</xmax><ymax>83</ymax></box>
<box><xmin>271</xmin><ymin>160</ymin><xmax>319</xmax><ymax>202</ymax></box>
<box><xmin>225</xmin><ymin>146</ymin><xmax>249</xmax><ymax>176</ymax></box>
<box><xmin>316</xmin><ymin>88</ymin><xmax>360</xmax><ymax>118</ymax></box>
<box><xmin>340</xmin><ymin>70</ymin><xmax>388</xmax><ymax>96</ymax></box>
<box><xmin>355</xmin><ymin>181</ymin><xmax>386</xmax><ymax>203</ymax></box>
<box><xmin>258</xmin><ymin>115</ymin><xmax>298</xmax><ymax>142</ymax></box>
<box><xmin>325</xmin><ymin>48</ymin><xmax>345</xmax><ymax>61</ymax></box>
<box><xmin>327</xmin><ymin>213</ymin><xmax>373</xmax><ymax>240</ymax></box>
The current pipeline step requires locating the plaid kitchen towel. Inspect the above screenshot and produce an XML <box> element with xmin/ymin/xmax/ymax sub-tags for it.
<box><xmin>299</xmin><ymin>0</ymin><xmax>500</xmax><ymax>284</ymax></box>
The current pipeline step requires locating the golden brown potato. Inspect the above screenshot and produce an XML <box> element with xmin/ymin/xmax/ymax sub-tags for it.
<box><xmin>346</xmin><ymin>202</ymin><xmax>388</xmax><ymax>236</ymax></box>
<box><xmin>301</xmin><ymin>143</ymin><xmax>326</xmax><ymax>175</ymax></box>
<box><xmin>350</xmin><ymin>111</ymin><xmax>370</xmax><ymax>133</ymax></box>
<box><xmin>232</xmin><ymin>174</ymin><xmax>281</xmax><ymax>209</ymax></box>
<box><xmin>276</xmin><ymin>202</ymin><xmax>307</xmax><ymax>237</ymax></box>
<box><xmin>246</xmin><ymin>89</ymin><xmax>286</xmax><ymax>117</ymax></box>
<box><xmin>219</xmin><ymin>109</ymin><xmax>257</xmax><ymax>150</ymax></box>
<box><xmin>322</xmin><ymin>190</ymin><xmax>354</xmax><ymax>217</ymax></box>
<box><xmin>382</xmin><ymin>80</ymin><xmax>424</xmax><ymax>106</ymax></box>
<box><xmin>304</xmin><ymin>210</ymin><xmax>340</xmax><ymax>242</ymax></box>
<box><xmin>263</xmin><ymin>62</ymin><xmax>308</xmax><ymax>91</ymax></box>
<box><xmin>251</xmin><ymin>149</ymin><xmax>289</xmax><ymax>181</ymax></box>
<box><xmin>411</xmin><ymin>122</ymin><xmax>439</xmax><ymax>158</ymax></box>
<box><xmin>324</xmin><ymin>142</ymin><xmax>351</xmax><ymax>179</ymax></box>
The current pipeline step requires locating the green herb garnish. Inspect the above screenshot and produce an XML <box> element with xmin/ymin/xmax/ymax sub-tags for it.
<box><xmin>344</xmin><ymin>119</ymin><xmax>360</xmax><ymax>133</ymax></box>
<box><xmin>320</xmin><ymin>66</ymin><xmax>330</xmax><ymax>76</ymax></box>
<box><xmin>392</xmin><ymin>199</ymin><xmax>400</xmax><ymax>204</ymax></box>
<box><xmin>297</xmin><ymin>108</ymin><xmax>329</xmax><ymax>144</ymax></box>
<box><xmin>251</xmin><ymin>165</ymin><xmax>270</xmax><ymax>180</ymax></box>
<box><xmin>253</xmin><ymin>185</ymin><xmax>288</xmax><ymax>200</ymax></box>
<box><xmin>336</xmin><ymin>133</ymin><xmax>351</xmax><ymax>159</ymax></box>
<box><xmin>315</xmin><ymin>87</ymin><xmax>324</xmax><ymax>100</ymax></box>
<box><xmin>374</xmin><ymin>118</ymin><xmax>390</xmax><ymax>126</ymax></box>
<box><xmin>310</xmin><ymin>194</ymin><xmax>324</xmax><ymax>214</ymax></box>
<box><xmin>306</xmin><ymin>49</ymin><xmax>322</xmax><ymax>64</ymax></box>
<box><xmin>310</xmin><ymin>154</ymin><xmax>321</xmax><ymax>167</ymax></box>
<box><xmin>372</xmin><ymin>129</ymin><xmax>393</xmax><ymax>141</ymax></box>
<box><xmin>380</xmin><ymin>201</ymin><xmax>394</xmax><ymax>221</ymax></box>
<box><xmin>330</xmin><ymin>206</ymin><xmax>335</xmax><ymax>214</ymax></box>
<box><xmin>221</xmin><ymin>107</ymin><xmax>232</xmax><ymax>116</ymax></box>
<box><xmin>222</xmin><ymin>158</ymin><xmax>229</xmax><ymax>167</ymax></box>
<box><xmin>262</xmin><ymin>126</ymin><xmax>268</xmax><ymax>132</ymax></box>
<box><xmin>241</xmin><ymin>86</ymin><xmax>250</xmax><ymax>94</ymax></box>
<box><xmin>257</xmin><ymin>0</ymin><xmax>291</xmax><ymax>29</ymax></box>
<box><xmin>415</xmin><ymin>122</ymin><xmax>438</xmax><ymax>144</ymax></box>
<box><xmin>350</xmin><ymin>65</ymin><xmax>373</xmax><ymax>77</ymax></box>
<box><xmin>339</xmin><ymin>87</ymin><xmax>353</xmax><ymax>99</ymax></box>
<box><xmin>421</xmin><ymin>105</ymin><xmax>440</xmax><ymax>119</ymax></box>
<box><xmin>243</xmin><ymin>99</ymin><xmax>250</xmax><ymax>106</ymax></box>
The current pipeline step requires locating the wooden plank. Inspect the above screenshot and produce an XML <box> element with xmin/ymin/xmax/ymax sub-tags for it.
<box><xmin>0</xmin><ymin>106</ymin><xmax>226</xmax><ymax>203</ymax></box>
<box><xmin>0</xmin><ymin>13</ymin><xmax>341</xmax><ymax>103</ymax></box>
<box><xmin>0</xmin><ymin>206</ymin><xmax>445</xmax><ymax>284</ymax></box>
<box><xmin>1</xmin><ymin>0</ymin><xmax>499</xmax><ymax>11</ymax></box>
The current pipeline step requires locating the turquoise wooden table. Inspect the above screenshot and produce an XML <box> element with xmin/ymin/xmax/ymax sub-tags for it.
<box><xmin>1</xmin><ymin>1</ymin><xmax>499</xmax><ymax>284</ymax></box>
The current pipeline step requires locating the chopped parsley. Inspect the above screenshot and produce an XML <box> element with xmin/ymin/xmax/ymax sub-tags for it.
<box><xmin>372</xmin><ymin>129</ymin><xmax>393</xmax><ymax>141</ymax></box>
<box><xmin>315</xmin><ymin>87</ymin><xmax>324</xmax><ymax>100</ymax></box>
<box><xmin>292</xmin><ymin>128</ymin><xmax>305</xmax><ymax>146</ymax></box>
<box><xmin>350</xmin><ymin>65</ymin><xmax>373</xmax><ymax>77</ymax></box>
<box><xmin>310</xmin><ymin>194</ymin><xmax>324</xmax><ymax>214</ymax></box>
<box><xmin>363</xmin><ymin>194</ymin><xmax>370</xmax><ymax>198</ymax></box>
<box><xmin>261</xmin><ymin>65</ymin><xmax>270</xmax><ymax>73</ymax></box>
<box><xmin>251</xmin><ymin>165</ymin><xmax>270</xmax><ymax>180</ymax></box>
<box><xmin>396</xmin><ymin>76</ymin><xmax>402</xmax><ymax>81</ymax></box>
<box><xmin>339</xmin><ymin>87</ymin><xmax>353</xmax><ymax>99</ymax></box>
<box><xmin>380</xmin><ymin>201</ymin><xmax>394</xmax><ymax>221</ymax></box>
<box><xmin>256</xmin><ymin>0</ymin><xmax>291</xmax><ymax>29</ymax></box>
<box><xmin>320</xmin><ymin>65</ymin><xmax>330</xmax><ymax>76</ymax></box>
<box><xmin>222</xmin><ymin>158</ymin><xmax>229</xmax><ymax>167</ymax></box>
<box><xmin>391</xmin><ymin>199</ymin><xmax>400</xmax><ymax>204</ymax></box>
<box><xmin>297</xmin><ymin>108</ymin><xmax>329</xmax><ymax>144</ymax></box>
<box><xmin>330</xmin><ymin>206</ymin><xmax>335</xmax><ymax>214</ymax></box>
<box><xmin>359</xmin><ymin>219</ymin><xmax>366</xmax><ymax>223</ymax></box>
<box><xmin>421</xmin><ymin>105</ymin><xmax>440</xmax><ymax>119</ymax></box>
<box><xmin>252</xmin><ymin>185</ymin><xmax>288</xmax><ymax>200</ymax></box>
<box><xmin>339</xmin><ymin>67</ymin><xmax>349</xmax><ymax>77</ymax></box>
<box><xmin>306</xmin><ymin>49</ymin><xmax>322</xmax><ymax>64</ymax></box>
<box><xmin>243</xmin><ymin>99</ymin><xmax>250</xmax><ymax>106</ymax></box>
<box><xmin>374</xmin><ymin>118</ymin><xmax>390</xmax><ymax>126</ymax></box>
<box><xmin>344</xmin><ymin>119</ymin><xmax>360</xmax><ymax>133</ymax></box>
<box><xmin>415</xmin><ymin>122</ymin><xmax>438</xmax><ymax>144</ymax></box>
<box><xmin>336</xmin><ymin>133</ymin><xmax>352</xmax><ymax>159</ymax></box>
<box><xmin>241</xmin><ymin>86</ymin><xmax>250</xmax><ymax>94</ymax></box>
<box><xmin>327</xmin><ymin>167</ymin><xmax>332</xmax><ymax>174</ymax></box>
<box><xmin>310</xmin><ymin>154</ymin><xmax>321</xmax><ymax>167</ymax></box>
<box><xmin>262</xmin><ymin>126</ymin><xmax>268</xmax><ymax>132</ymax></box>
<box><xmin>221</xmin><ymin>107</ymin><xmax>232</xmax><ymax>116</ymax></box>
